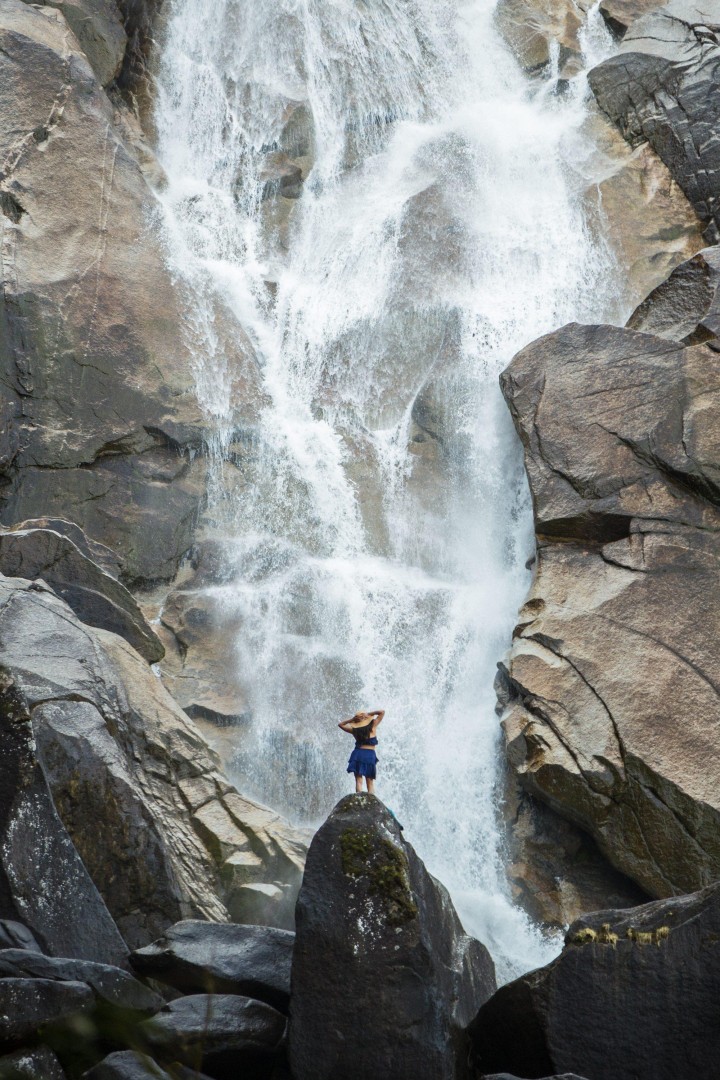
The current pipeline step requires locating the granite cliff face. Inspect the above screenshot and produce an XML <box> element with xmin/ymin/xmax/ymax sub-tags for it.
<box><xmin>497</xmin><ymin>0</ymin><xmax>720</xmax><ymax>924</ymax></box>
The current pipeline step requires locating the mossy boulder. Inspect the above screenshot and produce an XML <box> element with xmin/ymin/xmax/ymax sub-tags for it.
<box><xmin>289</xmin><ymin>794</ymin><xmax>495</xmax><ymax>1080</ymax></box>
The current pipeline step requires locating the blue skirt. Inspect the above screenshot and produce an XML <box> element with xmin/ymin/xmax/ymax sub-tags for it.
<box><xmin>347</xmin><ymin>747</ymin><xmax>377</xmax><ymax>779</ymax></box>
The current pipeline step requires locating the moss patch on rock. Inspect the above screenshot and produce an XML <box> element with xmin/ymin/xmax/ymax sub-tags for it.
<box><xmin>340</xmin><ymin>828</ymin><xmax>418</xmax><ymax>926</ymax></box>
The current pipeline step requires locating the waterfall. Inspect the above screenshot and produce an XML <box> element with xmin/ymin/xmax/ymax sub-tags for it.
<box><xmin>154</xmin><ymin>0</ymin><xmax>620</xmax><ymax>981</ymax></box>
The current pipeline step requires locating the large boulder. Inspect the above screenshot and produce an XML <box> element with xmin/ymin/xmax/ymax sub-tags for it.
<box><xmin>0</xmin><ymin>979</ymin><xmax>94</xmax><ymax>1045</ymax></box>
<box><xmin>19</xmin><ymin>0</ymin><xmax>127</xmax><ymax>86</ymax></box>
<box><xmin>0</xmin><ymin>0</ymin><xmax>259</xmax><ymax>583</ymax></box>
<box><xmin>139</xmin><ymin>994</ymin><xmax>286</xmax><ymax>1080</ymax></box>
<box><xmin>0</xmin><ymin>573</ymin><xmax>308</xmax><ymax>948</ymax></box>
<box><xmin>130</xmin><ymin>921</ymin><xmax>293</xmax><ymax>1011</ymax></box>
<box><xmin>0</xmin><ymin>950</ymin><xmax>161</xmax><ymax>1014</ymax></box>
<box><xmin>470</xmin><ymin>882</ymin><xmax>720</xmax><ymax>1080</ymax></box>
<box><xmin>588</xmin><ymin>0</ymin><xmax>720</xmax><ymax>242</ymax></box>
<box><xmin>289</xmin><ymin>794</ymin><xmax>496</xmax><ymax>1080</ymax></box>
<box><xmin>83</xmin><ymin>1052</ymin><xmax>215</xmax><ymax>1079</ymax></box>
<box><xmin>498</xmin><ymin>320</ymin><xmax>720</xmax><ymax>899</ymax></box>
<box><xmin>0</xmin><ymin>665</ymin><xmax>127</xmax><ymax>965</ymax></box>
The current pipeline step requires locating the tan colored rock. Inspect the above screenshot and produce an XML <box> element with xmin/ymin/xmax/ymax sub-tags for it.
<box><xmin>21</xmin><ymin>0</ymin><xmax>127</xmax><ymax>86</ymax></box>
<box><xmin>495</xmin><ymin>0</ymin><xmax>587</xmax><ymax>73</ymax></box>
<box><xmin>0</xmin><ymin>573</ymin><xmax>308</xmax><ymax>946</ymax></box>
<box><xmin>0</xmin><ymin>0</ymin><xmax>260</xmax><ymax>582</ymax></box>
<box><xmin>585</xmin><ymin>119</ymin><xmax>703</xmax><ymax>308</ymax></box>
<box><xmin>499</xmin><ymin>320</ymin><xmax>720</xmax><ymax>899</ymax></box>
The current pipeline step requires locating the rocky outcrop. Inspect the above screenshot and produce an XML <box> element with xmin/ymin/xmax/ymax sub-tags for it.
<box><xmin>0</xmin><ymin>572</ymin><xmax>308</xmax><ymax>947</ymax></box>
<box><xmin>0</xmin><ymin>1046</ymin><xmax>67</xmax><ymax>1079</ymax></box>
<box><xmin>470</xmin><ymin>881</ymin><xmax>720</xmax><ymax>1080</ymax></box>
<box><xmin>139</xmin><ymin>994</ymin><xmax>287</xmax><ymax>1080</ymax></box>
<box><xmin>0</xmin><ymin>525</ymin><xmax>163</xmax><ymax>661</ymax></box>
<box><xmin>627</xmin><ymin>242</ymin><xmax>720</xmax><ymax>342</ymax></box>
<box><xmin>589</xmin><ymin>0</ymin><xmax>720</xmax><ymax>243</ymax></box>
<box><xmin>85</xmin><ymin>1051</ymin><xmax>212</xmax><ymax>1080</ymax></box>
<box><xmin>498</xmin><ymin>319</ymin><xmax>720</xmax><ymax>899</ymax></box>
<box><xmin>130</xmin><ymin>922</ymin><xmax>293</xmax><ymax>1010</ymax></box>
<box><xmin>0</xmin><ymin>667</ymin><xmax>127</xmax><ymax>966</ymax></box>
<box><xmin>503</xmin><ymin>770</ymin><xmax>649</xmax><ymax>928</ymax></box>
<box><xmin>0</xmin><ymin>0</ymin><xmax>259</xmax><ymax>584</ymax></box>
<box><xmin>289</xmin><ymin>794</ymin><xmax>496</xmax><ymax>1080</ymax></box>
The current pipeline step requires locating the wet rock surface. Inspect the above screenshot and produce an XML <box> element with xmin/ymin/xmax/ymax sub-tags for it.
<box><xmin>289</xmin><ymin>794</ymin><xmax>496</xmax><ymax>1080</ymax></box>
<box><xmin>471</xmin><ymin>882</ymin><xmax>720</xmax><ymax>1080</ymax></box>
<box><xmin>499</xmin><ymin>320</ymin><xmax>720</xmax><ymax>899</ymax></box>
<box><xmin>589</xmin><ymin>0</ymin><xmax>720</xmax><ymax>242</ymax></box>
<box><xmin>130</xmin><ymin>922</ymin><xmax>293</xmax><ymax>1011</ymax></box>
<box><xmin>84</xmin><ymin>1050</ymin><xmax>214</xmax><ymax>1079</ymax></box>
<box><xmin>0</xmin><ymin>950</ymin><xmax>161</xmax><ymax>1014</ymax></box>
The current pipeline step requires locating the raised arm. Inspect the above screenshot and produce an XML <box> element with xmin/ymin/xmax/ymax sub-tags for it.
<box><xmin>338</xmin><ymin>717</ymin><xmax>356</xmax><ymax>731</ymax></box>
<box><xmin>370</xmin><ymin>709</ymin><xmax>385</xmax><ymax>731</ymax></box>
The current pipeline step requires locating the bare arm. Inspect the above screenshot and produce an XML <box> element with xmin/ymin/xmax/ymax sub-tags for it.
<box><xmin>338</xmin><ymin>718</ymin><xmax>357</xmax><ymax>732</ymax></box>
<box><xmin>370</xmin><ymin>709</ymin><xmax>385</xmax><ymax>733</ymax></box>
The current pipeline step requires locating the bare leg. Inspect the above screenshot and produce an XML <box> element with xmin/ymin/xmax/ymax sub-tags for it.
<box><xmin>366</xmin><ymin>777</ymin><xmax>375</xmax><ymax>795</ymax></box>
<box><xmin>355</xmin><ymin>773</ymin><xmax>363</xmax><ymax>794</ymax></box>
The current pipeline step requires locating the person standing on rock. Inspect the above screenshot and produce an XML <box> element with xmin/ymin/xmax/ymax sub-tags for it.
<box><xmin>339</xmin><ymin>709</ymin><xmax>384</xmax><ymax>794</ymax></box>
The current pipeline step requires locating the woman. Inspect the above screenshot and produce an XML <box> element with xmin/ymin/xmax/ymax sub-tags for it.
<box><xmin>339</xmin><ymin>709</ymin><xmax>385</xmax><ymax>794</ymax></box>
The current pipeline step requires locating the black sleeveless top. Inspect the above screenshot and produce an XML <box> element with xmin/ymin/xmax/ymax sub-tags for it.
<box><xmin>353</xmin><ymin>720</ymin><xmax>375</xmax><ymax>745</ymax></box>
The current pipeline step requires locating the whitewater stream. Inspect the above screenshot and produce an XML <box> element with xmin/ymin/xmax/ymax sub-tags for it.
<box><xmin>154</xmin><ymin>0</ymin><xmax>620</xmax><ymax>980</ymax></box>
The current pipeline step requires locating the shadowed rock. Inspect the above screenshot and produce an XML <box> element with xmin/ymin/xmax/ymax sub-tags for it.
<box><xmin>289</xmin><ymin>794</ymin><xmax>496</xmax><ymax>1080</ymax></box>
<box><xmin>0</xmin><ymin>1045</ymin><xmax>67</xmax><ymax>1078</ymax></box>
<box><xmin>130</xmin><ymin>921</ymin><xmax>293</xmax><ymax>1011</ymax></box>
<box><xmin>0</xmin><ymin>979</ymin><xmax>94</xmax><ymax>1046</ymax></box>
<box><xmin>499</xmin><ymin>320</ymin><xmax>720</xmax><ymax>899</ymax></box>
<box><xmin>0</xmin><ymin>666</ymin><xmax>127</xmax><ymax>965</ymax></box>
<box><xmin>471</xmin><ymin>882</ymin><xmax>720</xmax><ymax>1080</ymax></box>
<box><xmin>83</xmin><ymin>1050</ymin><xmax>214</xmax><ymax>1079</ymax></box>
<box><xmin>139</xmin><ymin>994</ymin><xmax>286</xmax><ymax>1080</ymax></box>
<box><xmin>0</xmin><ymin>950</ymin><xmax>161</xmax><ymax>1014</ymax></box>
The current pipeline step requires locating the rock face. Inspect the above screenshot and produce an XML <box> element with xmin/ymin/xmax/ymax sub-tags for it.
<box><xmin>498</xmin><ymin>319</ymin><xmax>720</xmax><ymax>899</ymax></box>
<box><xmin>470</xmin><ymin>881</ymin><xmax>720</xmax><ymax>1080</ymax></box>
<box><xmin>0</xmin><ymin>949</ymin><xmax>161</xmax><ymax>1013</ymax></box>
<box><xmin>589</xmin><ymin>0</ymin><xmax>720</xmax><ymax>243</ymax></box>
<box><xmin>289</xmin><ymin>794</ymin><xmax>496</xmax><ymax>1080</ymax></box>
<box><xmin>0</xmin><ymin>0</ymin><xmax>259</xmax><ymax>584</ymax></box>
<box><xmin>0</xmin><ymin>526</ymin><xmax>163</xmax><ymax>662</ymax></box>
<box><xmin>0</xmin><ymin>573</ymin><xmax>308</xmax><ymax>948</ymax></box>
<box><xmin>130</xmin><ymin>921</ymin><xmax>293</xmax><ymax>1010</ymax></box>
<box><xmin>0</xmin><ymin>666</ymin><xmax>127</xmax><ymax>965</ymax></box>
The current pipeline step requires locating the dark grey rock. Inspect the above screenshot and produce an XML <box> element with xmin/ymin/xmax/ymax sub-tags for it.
<box><xmin>0</xmin><ymin>922</ymin><xmax>43</xmax><ymax>954</ymax></box>
<box><xmin>0</xmin><ymin>528</ymin><xmax>163</xmax><ymax>661</ymax></box>
<box><xmin>130</xmin><ymin>921</ymin><xmax>293</xmax><ymax>1011</ymax></box>
<box><xmin>7</xmin><ymin>519</ymin><xmax>122</xmax><ymax>577</ymax></box>
<box><xmin>0</xmin><ymin>667</ymin><xmax>127</xmax><ymax>966</ymax></box>
<box><xmin>82</xmin><ymin>1050</ymin><xmax>173</xmax><ymax>1079</ymax></box>
<box><xmin>140</xmin><ymin>994</ymin><xmax>286</xmax><ymax>1080</ymax></box>
<box><xmin>588</xmin><ymin>1</ymin><xmax>720</xmax><ymax>241</ymax></box>
<box><xmin>481</xmin><ymin>1075</ymin><xmax>589</xmax><ymax>1080</ymax></box>
<box><xmin>627</xmin><ymin>244</ymin><xmax>720</xmax><ymax>344</ymax></box>
<box><xmin>289</xmin><ymin>794</ymin><xmax>496</xmax><ymax>1080</ymax></box>
<box><xmin>470</xmin><ymin>882</ymin><xmax>720</xmax><ymax>1080</ymax></box>
<box><xmin>0</xmin><ymin>978</ymin><xmax>94</xmax><ymax>1045</ymax></box>
<box><xmin>0</xmin><ymin>1046</ymin><xmax>66</xmax><ymax>1079</ymax></box>
<box><xmin>0</xmin><ymin>951</ymin><xmax>161</xmax><ymax>1013</ymax></box>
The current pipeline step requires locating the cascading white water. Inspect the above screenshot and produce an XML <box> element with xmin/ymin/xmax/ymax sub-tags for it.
<box><xmin>154</xmin><ymin>0</ymin><xmax>620</xmax><ymax>981</ymax></box>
